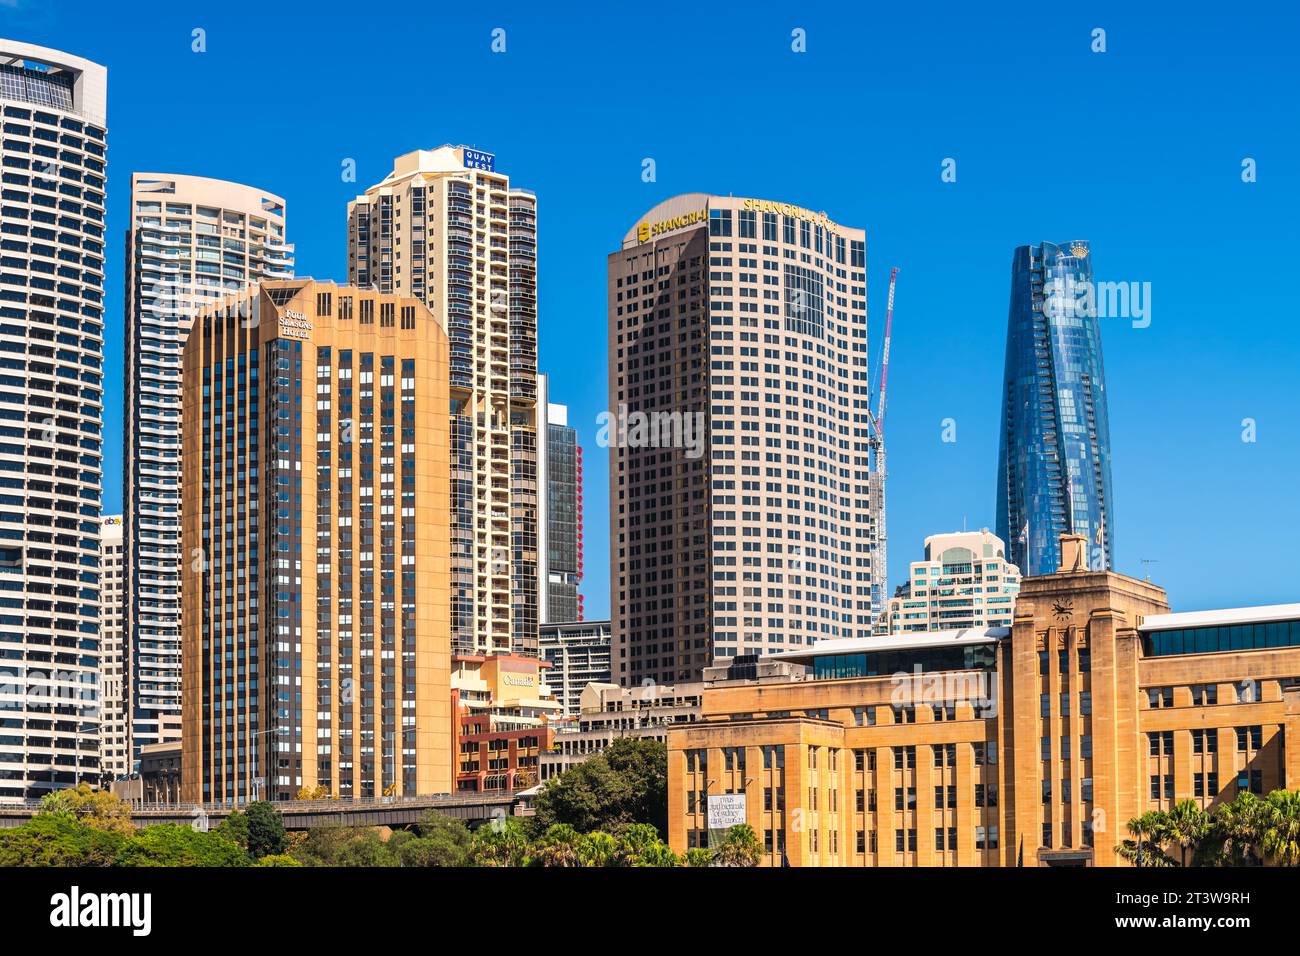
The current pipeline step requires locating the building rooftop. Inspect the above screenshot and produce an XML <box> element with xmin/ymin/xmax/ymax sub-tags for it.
<box><xmin>770</xmin><ymin>627</ymin><xmax>1009</xmax><ymax>662</ymax></box>
<box><xmin>1140</xmin><ymin>603</ymin><xmax>1300</xmax><ymax>632</ymax></box>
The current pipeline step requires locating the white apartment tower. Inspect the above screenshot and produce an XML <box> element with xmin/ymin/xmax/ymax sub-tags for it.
<box><xmin>123</xmin><ymin>173</ymin><xmax>292</xmax><ymax>768</ymax></box>
<box><xmin>347</xmin><ymin>146</ymin><xmax>539</xmax><ymax>658</ymax></box>
<box><xmin>0</xmin><ymin>41</ymin><xmax>107</xmax><ymax>799</ymax></box>
<box><xmin>877</xmin><ymin>529</ymin><xmax>1022</xmax><ymax>634</ymax></box>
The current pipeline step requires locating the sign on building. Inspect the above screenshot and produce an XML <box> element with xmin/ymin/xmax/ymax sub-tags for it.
<box><xmin>707</xmin><ymin>793</ymin><xmax>747</xmax><ymax>848</ymax></box>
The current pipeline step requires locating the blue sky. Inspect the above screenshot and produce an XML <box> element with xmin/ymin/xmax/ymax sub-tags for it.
<box><xmin>7</xmin><ymin>0</ymin><xmax>1298</xmax><ymax>618</ymax></box>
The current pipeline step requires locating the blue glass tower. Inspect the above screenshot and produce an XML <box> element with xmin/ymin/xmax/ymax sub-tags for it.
<box><xmin>996</xmin><ymin>241</ymin><xmax>1115</xmax><ymax>576</ymax></box>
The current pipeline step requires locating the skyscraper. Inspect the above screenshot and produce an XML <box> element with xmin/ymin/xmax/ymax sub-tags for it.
<box><xmin>538</xmin><ymin>374</ymin><xmax>583</xmax><ymax>624</ymax></box>
<box><xmin>181</xmin><ymin>280</ymin><xmax>453</xmax><ymax>804</ymax></box>
<box><xmin>347</xmin><ymin>146</ymin><xmax>538</xmax><ymax>658</ymax></box>
<box><xmin>0</xmin><ymin>41</ymin><xmax>107</xmax><ymax>800</ymax></box>
<box><xmin>98</xmin><ymin>515</ymin><xmax>129</xmax><ymax>780</ymax></box>
<box><xmin>608</xmin><ymin>194</ymin><xmax>872</xmax><ymax>686</ymax></box>
<box><xmin>123</xmin><ymin>173</ymin><xmax>292</xmax><ymax>770</ymax></box>
<box><xmin>997</xmin><ymin>241</ymin><xmax>1115</xmax><ymax>577</ymax></box>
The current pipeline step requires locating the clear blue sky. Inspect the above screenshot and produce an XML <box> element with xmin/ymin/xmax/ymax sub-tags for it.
<box><xmin>8</xmin><ymin>0</ymin><xmax>1298</xmax><ymax>617</ymax></box>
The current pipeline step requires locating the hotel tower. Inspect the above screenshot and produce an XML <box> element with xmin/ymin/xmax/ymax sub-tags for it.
<box><xmin>347</xmin><ymin>146</ymin><xmax>538</xmax><ymax>658</ymax></box>
<box><xmin>123</xmin><ymin>173</ymin><xmax>292</xmax><ymax>770</ymax></box>
<box><xmin>0</xmin><ymin>41</ymin><xmax>107</xmax><ymax>800</ymax></box>
<box><xmin>181</xmin><ymin>280</ymin><xmax>452</xmax><ymax>804</ymax></box>
<box><xmin>608</xmin><ymin>194</ymin><xmax>874</xmax><ymax>687</ymax></box>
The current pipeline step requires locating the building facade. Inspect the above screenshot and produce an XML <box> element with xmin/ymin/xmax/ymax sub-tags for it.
<box><xmin>542</xmin><ymin>679</ymin><xmax>702</xmax><ymax>783</ymax></box>
<box><xmin>539</xmin><ymin>619</ymin><xmax>611</xmax><ymax>717</ymax></box>
<box><xmin>347</xmin><ymin>146</ymin><xmax>538</xmax><ymax>658</ymax></box>
<box><xmin>181</xmin><ymin>280</ymin><xmax>452</xmax><ymax>804</ymax></box>
<box><xmin>878</xmin><ymin>529</ymin><xmax>1020</xmax><ymax>635</ymax></box>
<box><xmin>123</xmin><ymin>173</ymin><xmax>292</xmax><ymax>771</ymax></box>
<box><xmin>98</xmin><ymin>515</ymin><xmax>129</xmax><ymax>780</ymax></box>
<box><xmin>538</xmin><ymin>375</ymin><xmax>583</xmax><ymax>623</ymax></box>
<box><xmin>997</xmin><ymin>241</ymin><xmax>1115</xmax><ymax>576</ymax></box>
<box><xmin>451</xmin><ymin>653</ymin><xmax>560</xmax><ymax>793</ymax></box>
<box><xmin>609</xmin><ymin>194</ymin><xmax>872</xmax><ymax>688</ymax></box>
<box><xmin>668</xmin><ymin>535</ymin><xmax>1300</xmax><ymax>866</ymax></box>
<box><xmin>0</xmin><ymin>41</ymin><xmax>107</xmax><ymax>800</ymax></box>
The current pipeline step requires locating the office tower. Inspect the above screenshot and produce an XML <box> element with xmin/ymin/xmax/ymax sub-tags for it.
<box><xmin>608</xmin><ymin>195</ymin><xmax>871</xmax><ymax>687</ymax></box>
<box><xmin>876</xmin><ymin>529</ymin><xmax>1020</xmax><ymax>635</ymax></box>
<box><xmin>0</xmin><ymin>41</ymin><xmax>106</xmax><ymax>800</ymax></box>
<box><xmin>98</xmin><ymin>515</ymin><xmax>129</xmax><ymax>780</ymax></box>
<box><xmin>538</xmin><ymin>374</ymin><xmax>583</xmax><ymax>624</ymax></box>
<box><xmin>997</xmin><ymin>241</ymin><xmax>1115</xmax><ymax>577</ymax></box>
<box><xmin>181</xmin><ymin>280</ymin><xmax>452</xmax><ymax>804</ymax></box>
<box><xmin>123</xmin><ymin>173</ymin><xmax>292</xmax><ymax>770</ymax></box>
<box><xmin>538</xmin><ymin>619</ymin><xmax>611</xmax><ymax>716</ymax></box>
<box><xmin>347</xmin><ymin>146</ymin><xmax>538</xmax><ymax>658</ymax></box>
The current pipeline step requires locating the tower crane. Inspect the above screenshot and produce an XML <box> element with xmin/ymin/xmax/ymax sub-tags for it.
<box><xmin>868</xmin><ymin>268</ymin><xmax>898</xmax><ymax>624</ymax></box>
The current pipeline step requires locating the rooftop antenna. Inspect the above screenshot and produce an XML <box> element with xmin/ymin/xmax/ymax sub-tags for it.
<box><xmin>1140</xmin><ymin>558</ymin><xmax>1159</xmax><ymax>582</ymax></box>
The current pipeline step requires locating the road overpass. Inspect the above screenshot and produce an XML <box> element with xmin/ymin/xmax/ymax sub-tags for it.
<box><xmin>0</xmin><ymin>791</ymin><xmax>531</xmax><ymax>831</ymax></box>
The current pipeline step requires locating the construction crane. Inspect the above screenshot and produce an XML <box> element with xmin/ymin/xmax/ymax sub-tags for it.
<box><xmin>868</xmin><ymin>268</ymin><xmax>898</xmax><ymax>625</ymax></box>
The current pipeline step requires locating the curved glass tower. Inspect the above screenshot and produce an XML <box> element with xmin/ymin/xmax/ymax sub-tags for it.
<box><xmin>997</xmin><ymin>241</ymin><xmax>1115</xmax><ymax>577</ymax></box>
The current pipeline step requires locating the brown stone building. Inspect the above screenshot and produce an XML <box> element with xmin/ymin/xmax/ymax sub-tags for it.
<box><xmin>181</xmin><ymin>280</ymin><xmax>452</xmax><ymax>804</ymax></box>
<box><xmin>667</xmin><ymin>535</ymin><xmax>1300</xmax><ymax>865</ymax></box>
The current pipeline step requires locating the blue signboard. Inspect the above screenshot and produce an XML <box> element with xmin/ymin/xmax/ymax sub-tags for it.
<box><xmin>462</xmin><ymin>148</ymin><xmax>495</xmax><ymax>172</ymax></box>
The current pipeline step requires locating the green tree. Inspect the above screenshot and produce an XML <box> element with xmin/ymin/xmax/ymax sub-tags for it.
<box><xmin>117</xmin><ymin>825</ymin><xmax>250</xmax><ymax>867</ymax></box>
<box><xmin>392</xmin><ymin>812</ymin><xmax>472</xmax><ymax>867</ymax></box>
<box><xmin>245</xmin><ymin>801</ymin><xmax>287</xmax><ymax>859</ymax></box>
<box><xmin>39</xmin><ymin>783</ymin><xmax>135</xmax><ymax>835</ymax></box>
<box><xmin>336</xmin><ymin>830</ymin><xmax>398</xmax><ymax>867</ymax></box>
<box><xmin>713</xmin><ymin>824</ymin><xmax>761</xmax><ymax>867</ymax></box>
<box><xmin>531</xmin><ymin>737</ymin><xmax>667</xmax><ymax>837</ymax></box>
<box><xmin>578</xmin><ymin>831</ymin><xmax>619</xmax><ymax>867</ymax></box>
<box><xmin>470</xmin><ymin>816</ymin><xmax>531</xmax><ymax>867</ymax></box>
<box><xmin>1260</xmin><ymin>789</ymin><xmax>1300</xmax><ymax>865</ymax></box>
<box><xmin>0</xmin><ymin>813</ymin><xmax>128</xmax><ymax>866</ymax></box>
<box><xmin>531</xmin><ymin>824</ymin><xmax>584</xmax><ymax>867</ymax></box>
<box><xmin>614</xmin><ymin>822</ymin><xmax>678</xmax><ymax>867</ymax></box>
<box><xmin>1115</xmin><ymin>810</ymin><xmax>1175</xmax><ymax>867</ymax></box>
<box><xmin>1163</xmin><ymin>800</ymin><xmax>1213</xmax><ymax>867</ymax></box>
<box><xmin>683</xmin><ymin>847</ymin><xmax>714</xmax><ymax>867</ymax></box>
<box><xmin>215</xmin><ymin>810</ymin><xmax>250</xmax><ymax>850</ymax></box>
<box><xmin>256</xmin><ymin>853</ymin><xmax>303</xmax><ymax>867</ymax></box>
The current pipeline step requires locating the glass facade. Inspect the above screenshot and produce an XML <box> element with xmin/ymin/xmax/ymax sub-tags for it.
<box><xmin>997</xmin><ymin>241</ymin><xmax>1115</xmax><ymax>576</ymax></box>
<box><xmin>1143</xmin><ymin>619</ymin><xmax>1300</xmax><ymax>657</ymax></box>
<box><xmin>811</xmin><ymin>643</ymin><xmax>997</xmax><ymax>680</ymax></box>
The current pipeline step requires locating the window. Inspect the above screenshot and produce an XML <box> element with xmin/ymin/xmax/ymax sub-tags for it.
<box><xmin>1191</xmin><ymin>684</ymin><xmax>1218</xmax><ymax>706</ymax></box>
<box><xmin>709</xmin><ymin>208</ymin><xmax>732</xmax><ymax>237</ymax></box>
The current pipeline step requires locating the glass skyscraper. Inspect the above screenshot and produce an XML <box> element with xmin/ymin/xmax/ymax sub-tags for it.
<box><xmin>997</xmin><ymin>241</ymin><xmax>1115</xmax><ymax>577</ymax></box>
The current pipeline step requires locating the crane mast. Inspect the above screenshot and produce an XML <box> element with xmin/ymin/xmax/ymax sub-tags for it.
<box><xmin>869</xmin><ymin>267</ymin><xmax>898</xmax><ymax>627</ymax></box>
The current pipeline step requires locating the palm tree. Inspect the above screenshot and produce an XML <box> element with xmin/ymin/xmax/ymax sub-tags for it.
<box><xmin>1115</xmin><ymin>810</ymin><xmax>1174</xmax><ymax>867</ymax></box>
<box><xmin>1260</xmin><ymin>789</ymin><xmax>1300</xmax><ymax>866</ymax></box>
<box><xmin>1214</xmin><ymin>791</ymin><xmax>1267</xmax><ymax>866</ymax></box>
<box><xmin>531</xmin><ymin>824</ymin><xmax>583</xmax><ymax>867</ymax></box>
<box><xmin>1163</xmin><ymin>800</ymin><xmax>1213</xmax><ymax>867</ymax></box>
<box><xmin>713</xmin><ymin>824</ymin><xmax>761</xmax><ymax>867</ymax></box>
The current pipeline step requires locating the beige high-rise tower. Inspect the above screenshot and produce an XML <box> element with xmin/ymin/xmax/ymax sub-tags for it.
<box><xmin>347</xmin><ymin>146</ymin><xmax>538</xmax><ymax>658</ymax></box>
<box><xmin>608</xmin><ymin>195</ymin><xmax>873</xmax><ymax>686</ymax></box>
<box><xmin>181</xmin><ymin>280</ymin><xmax>453</xmax><ymax>804</ymax></box>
